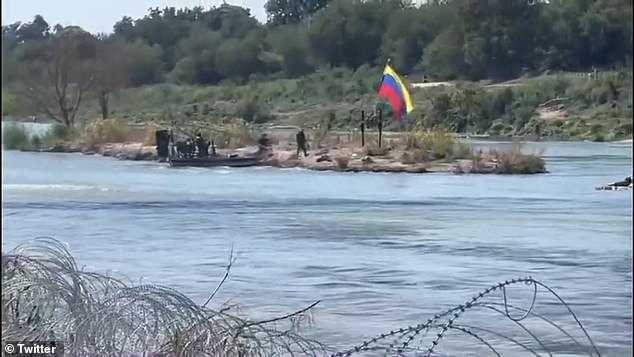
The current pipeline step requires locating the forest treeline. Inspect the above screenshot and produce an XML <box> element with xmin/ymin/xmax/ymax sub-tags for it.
<box><xmin>1</xmin><ymin>0</ymin><xmax>632</xmax><ymax>127</ymax></box>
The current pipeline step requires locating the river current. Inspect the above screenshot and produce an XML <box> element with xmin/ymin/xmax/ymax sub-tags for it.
<box><xmin>1</xmin><ymin>140</ymin><xmax>632</xmax><ymax>356</ymax></box>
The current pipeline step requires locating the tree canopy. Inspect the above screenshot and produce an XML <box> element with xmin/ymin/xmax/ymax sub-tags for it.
<box><xmin>1</xmin><ymin>0</ymin><xmax>632</xmax><ymax>126</ymax></box>
<box><xmin>3</xmin><ymin>0</ymin><xmax>632</xmax><ymax>87</ymax></box>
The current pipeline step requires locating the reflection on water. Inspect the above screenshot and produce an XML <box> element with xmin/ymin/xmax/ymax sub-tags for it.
<box><xmin>1</xmin><ymin>142</ymin><xmax>632</xmax><ymax>355</ymax></box>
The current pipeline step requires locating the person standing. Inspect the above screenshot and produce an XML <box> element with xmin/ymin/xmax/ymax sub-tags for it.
<box><xmin>296</xmin><ymin>129</ymin><xmax>308</xmax><ymax>157</ymax></box>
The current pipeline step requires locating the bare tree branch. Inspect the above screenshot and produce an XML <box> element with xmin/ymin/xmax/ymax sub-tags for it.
<box><xmin>15</xmin><ymin>27</ymin><xmax>97</xmax><ymax>127</ymax></box>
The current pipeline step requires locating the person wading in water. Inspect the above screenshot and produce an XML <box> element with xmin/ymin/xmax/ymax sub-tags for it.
<box><xmin>296</xmin><ymin>129</ymin><xmax>309</xmax><ymax>157</ymax></box>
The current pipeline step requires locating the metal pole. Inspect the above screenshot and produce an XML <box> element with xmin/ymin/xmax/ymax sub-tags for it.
<box><xmin>377</xmin><ymin>109</ymin><xmax>383</xmax><ymax>148</ymax></box>
<box><xmin>361</xmin><ymin>110</ymin><xmax>365</xmax><ymax>147</ymax></box>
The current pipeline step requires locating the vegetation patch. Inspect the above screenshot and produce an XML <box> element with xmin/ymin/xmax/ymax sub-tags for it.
<box><xmin>334</xmin><ymin>156</ymin><xmax>350</xmax><ymax>169</ymax></box>
<box><xmin>490</xmin><ymin>146</ymin><xmax>547</xmax><ymax>175</ymax></box>
<box><xmin>81</xmin><ymin>118</ymin><xmax>131</xmax><ymax>149</ymax></box>
<box><xmin>2</xmin><ymin>123</ymin><xmax>30</xmax><ymax>150</ymax></box>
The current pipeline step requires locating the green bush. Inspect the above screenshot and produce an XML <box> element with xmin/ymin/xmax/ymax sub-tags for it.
<box><xmin>31</xmin><ymin>135</ymin><xmax>42</xmax><ymax>149</ymax></box>
<box><xmin>593</xmin><ymin>134</ymin><xmax>605</xmax><ymax>142</ymax></box>
<box><xmin>2</xmin><ymin>89</ymin><xmax>18</xmax><ymax>116</ymax></box>
<box><xmin>236</xmin><ymin>97</ymin><xmax>274</xmax><ymax>123</ymax></box>
<box><xmin>488</xmin><ymin>122</ymin><xmax>506</xmax><ymax>135</ymax></box>
<box><xmin>2</xmin><ymin>123</ymin><xmax>30</xmax><ymax>150</ymax></box>
<box><xmin>615</xmin><ymin>122</ymin><xmax>633</xmax><ymax>137</ymax></box>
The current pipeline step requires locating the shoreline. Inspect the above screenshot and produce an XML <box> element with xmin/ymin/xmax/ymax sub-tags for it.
<box><xmin>14</xmin><ymin>141</ymin><xmax>549</xmax><ymax>175</ymax></box>
<box><xmin>3</xmin><ymin>120</ymin><xmax>631</xmax><ymax>144</ymax></box>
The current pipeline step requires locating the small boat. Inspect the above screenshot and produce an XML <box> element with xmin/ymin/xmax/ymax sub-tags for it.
<box><xmin>168</xmin><ymin>155</ymin><xmax>262</xmax><ymax>168</ymax></box>
<box><xmin>595</xmin><ymin>176</ymin><xmax>632</xmax><ymax>191</ymax></box>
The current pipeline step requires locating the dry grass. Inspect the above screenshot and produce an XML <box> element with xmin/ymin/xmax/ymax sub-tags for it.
<box><xmin>2</xmin><ymin>238</ymin><xmax>324</xmax><ymax>356</ymax></box>
<box><xmin>490</xmin><ymin>145</ymin><xmax>546</xmax><ymax>174</ymax></box>
<box><xmin>212</xmin><ymin>121</ymin><xmax>256</xmax><ymax>149</ymax></box>
<box><xmin>470</xmin><ymin>149</ymin><xmax>486</xmax><ymax>172</ymax></box>
<box><xmin>400</xmin><ymin>150</ymin><xmax>429</xmax><ymax>164</ymax></box>
<box><xmin>401</xmin><ymin>129</ymin><xmax>470</xmax><ymax>160</ymax></box>
<box><xmin>363</xmin><ymin>145</ymin><xmax>389</xmax><ymax>157</ymax></box>
<box><xmin>81</xmin><ymin>118</ymin><xmax>131</xmax><ymax>149</ymax></box>
<box><xmin>138</xmin><ymin>124</ymin><xmax>161</xmax><ymax>146</ymax></box>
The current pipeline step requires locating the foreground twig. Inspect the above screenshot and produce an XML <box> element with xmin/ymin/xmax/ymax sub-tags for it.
<box><xmin>203</xmin><ymin>243</ymin><xmax>235</xmax><ymax>308</ymax></box>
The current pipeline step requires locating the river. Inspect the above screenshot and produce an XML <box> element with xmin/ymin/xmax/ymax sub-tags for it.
<box><xmin>1</xmin><ymin>141</ymin><xmax>632</xmax><ymax>356</ymax></box>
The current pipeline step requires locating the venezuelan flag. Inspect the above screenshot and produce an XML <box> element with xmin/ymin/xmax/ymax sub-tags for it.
<box><xmin>378</xmin><ymin>64</ymin><xmax>414</xmax><ymax>121</ymax></box>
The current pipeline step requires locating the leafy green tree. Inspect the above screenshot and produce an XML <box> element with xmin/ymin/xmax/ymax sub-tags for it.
<box><xmin>123</xmin><ymin>40</ymin><xmax>164</xmax><ymax>86</ymax></box>
<box><xmin>265</xmin><ymin>0</ymin><xmax>329</xmax><ymax>26</ymax></box>
<box><xmin>170</xmin><ymin>27</ymin><xmax>223</xmax><ymax>84</ymax></box>
<box><xmin>215</xmin><ymin>31</ymin><xmax>266</xmax><ymax>81</ymax></box>
<box><xmin>268</xmin><ymin>25</ymin><xmax>314</xmax><ymax>76</ymax></box>
<box><xmin>308</xmin><ymin>0</ymin><xmax>400</xmax><ymax>68</ymax></box>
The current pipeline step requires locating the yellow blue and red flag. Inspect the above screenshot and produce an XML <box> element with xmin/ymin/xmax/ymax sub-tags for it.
<box><xmin>378</xmin><ymin>63</ymin><xmax>414</xmax><ymax>121</ymax></box>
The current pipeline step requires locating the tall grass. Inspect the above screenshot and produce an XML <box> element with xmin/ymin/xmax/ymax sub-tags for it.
<box><xmin>211</xmin><ymin>121</ymin><xmax>257</xmax><ymax>149</ymax></box>
<box><xmin>363</xmin><ymin>145</ymin><xmax>389</xmax><ymax>157</ymax></box>
<box><xmin>489</xmin><ymin>145</ymin><xmax>546</xmax><ymax>174</ymax></box>
<box><xmin>2</xmin><ymin>123</ymin><xmax>30</xmax><ymax>150</ymax></box>
<box><xmin>81</xmin><ymin>118</ymin><xmax>131</xmax><ymax>149</ymax></box>
<box><xmin>2</xmin><ymin>238</ymin><xmax>324</xmax><ymax>356</ymax></box>
<box><xmin>402</xmin><ymin>129</ymin><xmax>470</xmax><ymax>160</ymax></box>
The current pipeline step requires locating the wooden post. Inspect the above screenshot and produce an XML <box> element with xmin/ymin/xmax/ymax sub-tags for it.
<box><xmin>361</xmin><ymin>110</ymin><xmax>366</xmax><ymax>147</ymax></box>
<box><xmin>377</xmin><ymin>109</ymin><xmax>383</xmax><ymax>148</ymax></box>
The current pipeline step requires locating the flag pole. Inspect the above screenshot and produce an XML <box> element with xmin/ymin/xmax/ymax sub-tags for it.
<box><xmin>375</xmin><ymin>58</ymin><xmax>391</xmax><ymax>125</ymax></box>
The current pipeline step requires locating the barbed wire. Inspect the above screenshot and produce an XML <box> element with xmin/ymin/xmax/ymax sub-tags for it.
<box><xmin>333</xmin><ymin>277</ymin><xmax>602</xmax><ymax>357</ymax></box>
<box><xmin>3</xmin><ymin>238</ymin><xmax>605</xmax><ymax>357</ymax></box>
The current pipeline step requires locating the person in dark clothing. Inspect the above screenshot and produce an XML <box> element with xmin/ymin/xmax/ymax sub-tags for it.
<box><xmin>609</xmin><ymin>176</ymin><xmax>632</xmax><ymax>187</ymax></box>
<box><xmin>195</xmin><ymin>133</ymin><xmax>205</xmax><ymax>157</ymax></box>
<box><xmin>258</xmin><ymin>133</ymin><xmax>270</xmax><ymax>148</ymax></box>
<box><xmin>296</xmin><ymin>129</ymin><xmax>308</xmax><ymax>157</ymax></box>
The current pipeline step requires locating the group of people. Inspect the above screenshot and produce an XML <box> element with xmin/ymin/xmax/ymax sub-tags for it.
<box><xmin>174</xmin><ymin>133</ymin><xmax>214</xmax><ymax>159</ymax></box>
<box><xmin>166</xmin><ymin>128</ymin><xmax>310</xmax><ymax>159</ymax></box>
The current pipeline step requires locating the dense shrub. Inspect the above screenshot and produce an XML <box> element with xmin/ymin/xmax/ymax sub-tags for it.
<box><xmin>2</xmin><ymin>123</ymin><xmax>30</xmax><ymax>150</ymax></box>
<box><xmin>236</xmin><ymin>97</ymin><xmax>274</xmax><ymax>123</ymax></box>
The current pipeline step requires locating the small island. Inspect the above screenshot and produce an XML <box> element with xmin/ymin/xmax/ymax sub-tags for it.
<box><xmin>3</xmin><ymin>119</ymin><xmax>548</xmax><ymax>175</ymax></box>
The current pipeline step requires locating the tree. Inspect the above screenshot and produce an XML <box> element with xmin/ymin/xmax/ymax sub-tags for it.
<box><xmin>113</xmin><ymin>16</ymin><xmax>135</xmax><ymax>39</ymax></box>
<box><xmin>381</xmin><ymin>9</ymin><xmax>431</xmax><ymax>73</ymax></box>
<box><xmin>123</xmin><ymin>40</ymin><xmax>164</xmax><ymax>86</ymax></box>
<box><xmin>170</xmin><ymin>27</ymin><xmax>223</xmax><ymax>84</ymax></box>
<box><xmin>15</xmin><ymin>15</ymin><xmax>50</xmax><ymax>42</ymax></box>
<box><xmin>265</xmin><ymin>0</ymin><xmax>328</xmax><ymax>26</ymax></box>
<box><xmin>215</xmin><ymin>30</ymin><xmax>266</xmax><ymax>81</ymax></box>
<box><xmin>422</xmin><ymin>27</ymin><xmax>465</xmax><ymax>80</ymax></box>
<box><xmin>268</xmin><ymin>25</ymin><xmax>314</xmax><ymax>76</ymax></box>
<box><xmin>17</xmin><ymin>27</ymin><xmax>97</xmax><ymax>127</ymax></box>
<box><xmin>308</xmin><ymin>0</ymin><xmax>400</xmax><ymax>68</ymax></box>
<box><xmin>94</xmin><ymin>36</ymin><xmax>131</xmax><ymax>119</ymax></box>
